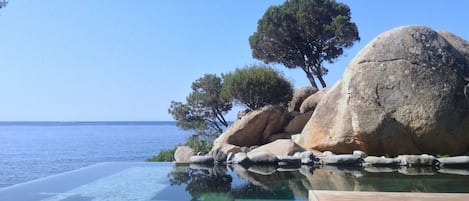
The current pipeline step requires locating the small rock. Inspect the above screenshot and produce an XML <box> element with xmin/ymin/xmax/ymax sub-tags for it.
<box><xmin>321</xmin><ymin>151</ymin><xmax>335</xmax><ymax>156</ymax></box>
<box><xmin>232</xmin><ymin>152</ymin><xmax>250</xmax><ymax>165</ymax></box>
<box><xmin>189</xmin><ymin>155</ymin><xmax>214</xmax><ymax>164</ymax></box>
<box><xmin>277</xmin><ymin>155</ymin><xmax>301</xmax><ymax>168</ymax></box>
<box><xmin>363</xmin><ymin>156</ymin><xmax>401</xmax><ymax>166</ymax></box>
<box><xmin>296</xmin><ymin>150</ymin><xmax>315</xmax><ymax>164</ymax></box>
<box><xmin>249</xmin><ymin>139</ymin><xmax>304</xmax><ymax>156</ymax></box>
<box><xmin>438</xmin><ymin>156</ymin><xmax>469</xmax><ymax>167</ymax></box>
<box><xmin>240</xmin><ymin>146</ymin><xmax>249</xmax><ymax>153</ymax></box>
<box><xmin>318</xmin><ymin>154</ymin><xmax>362</xmax><ymax>165</ymax></box>
<box><xmin>291</xmin><ymin>134</ymin><xmax>302</xmax><ymax>144</ymax></box>
<box><xmin>288</xmin><ymin>86</ymin><xmax>318</xmax><ymax>112</ymax></box>
<box><xmin>174</xmin><ymin>146</ymin><xmax>194</xmax><ymax>163</ymax></box>
<box><xmin>352</xmin><ymin>150</ymin><xmax>367</xmax><ymax>159</ymax></box>
<box><xmin>397</xmin><ymin>155</ymin><xmax>439</xmax><ymax>167</ymax></box>
<box><xmin>210</xmin><ymin>149</ymin><xmax>227</xmax><ymax>164</ymax></box>
<box><xmin>247</xmin><ymin>150</ymin><xmax>278</xmax><ymax>164</ymax></box>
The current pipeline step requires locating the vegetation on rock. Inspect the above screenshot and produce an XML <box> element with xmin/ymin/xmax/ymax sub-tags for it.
<box><xmin>249</xmin><ymin>0</ymin><xmax>360</xmax><ymax>88</ymax></box>
<box><xmin>222</xmin><ymin>65</ymin><xmax>293</xmax><ymax>110</ymax></box>
<box><xmin>147</xmin><ymin>135</ymin><xmax>213</xmax><ymax>162</ymax></box>
<box><xmin>146</xmin><ymin>147</ymin><xmax>176</xmax><ymax>162</ymax></box>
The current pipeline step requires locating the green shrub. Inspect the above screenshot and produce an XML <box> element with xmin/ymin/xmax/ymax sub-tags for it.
<box><xmin>146</xmin><ymin>135</ymin><xmax>212</xmax><ymax>162</ymax></box>
<box><xmin>185</xmin><ymin>135</ymin><xmax>212</xmax><ymax>154</ymax></box>
<box><xmin>222</xmin><ymin>65</ymin><xmax>293</xmax><ymax>110</ymax></box>
<box><xmin>146</xmin><ymin>147</ymin><xmax>176</xmax><ymax>162</ymax></box>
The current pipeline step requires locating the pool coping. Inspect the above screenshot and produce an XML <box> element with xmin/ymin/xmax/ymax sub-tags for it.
<box><xmin>309</xmin><ymin>190</ymin><xmax>469</xmax><ymax>201</ymax></box>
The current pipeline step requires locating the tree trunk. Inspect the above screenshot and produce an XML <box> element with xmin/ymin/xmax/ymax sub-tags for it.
<box><xmin>303</xmin><ymin>68</ymin><xmax>319</xmax><ymax>89</ymax></box>
<box><xmin>317</xmin><ymin>74</ymin><xmax>327</xmax><ymax>88</ymax></box>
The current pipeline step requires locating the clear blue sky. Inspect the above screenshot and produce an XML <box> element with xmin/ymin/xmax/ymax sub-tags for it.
<box><xmin>0</xmin><ymin>0</ymin><xmax>468</xmax><ymax>121</ymax></box>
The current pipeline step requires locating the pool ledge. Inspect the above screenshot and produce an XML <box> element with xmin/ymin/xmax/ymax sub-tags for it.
<box><xmin>309</xmin><ymin>190</ymin><xmax>469</xmax><ymax>201</ymax></box>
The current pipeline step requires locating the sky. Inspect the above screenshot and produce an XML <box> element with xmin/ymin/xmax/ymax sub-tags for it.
<box><xmin>0</xmin><ymin>0</ymin><xmax>468</xmax><ymax>121</ymax></box>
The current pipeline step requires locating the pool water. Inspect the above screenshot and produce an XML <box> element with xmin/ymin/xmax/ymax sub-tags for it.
<box><xmin>0</xmin><ymin>162</ymin><xmax>468</xmax><ymax>201</ymax></box>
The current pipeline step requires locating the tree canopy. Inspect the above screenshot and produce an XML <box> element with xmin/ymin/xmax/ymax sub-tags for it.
<box><xmin>169</xmin><ymin>74</ymin><xmax>231</xmax><ymax>139</ymax></box>
<box><xmin>222</xmin><ymin>65</ymin><xmax>293</xmax><ymax>110</ymax></box>
<box><xmin>0</xmin><ymin>0</ymin><xmax>7</xmax><ymax>10</ymax></box>
<box><xmin>249</xmin><ymin>0</ymin><xmax>360</xmax><ymax>88</ymax></box>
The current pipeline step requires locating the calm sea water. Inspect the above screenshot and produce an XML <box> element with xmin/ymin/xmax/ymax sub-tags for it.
<box><xmin>0</xmin><ymin>122</ymin><xmax>190</xmax><ymax>188</ymax></box>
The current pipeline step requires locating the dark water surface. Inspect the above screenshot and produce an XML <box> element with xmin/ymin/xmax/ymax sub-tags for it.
<box><xmin>0</xmin><ymin>122</ymin><xmax>190</xmax><ymax>188</ymax></box>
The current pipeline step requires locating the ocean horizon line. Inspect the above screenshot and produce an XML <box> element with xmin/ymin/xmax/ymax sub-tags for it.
<box><xmin>0</xmin><ymin>121</ymin><xmax>177</xmax><ymax>126</ymax></box>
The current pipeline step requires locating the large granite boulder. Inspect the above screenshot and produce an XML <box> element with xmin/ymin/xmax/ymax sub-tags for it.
<box><xmin>250</xmin><ymin>139</ymin><xmax>305</xmax><ymax>156</ymax></box>
<box><xmin>299</xmin><ymin>87</ymin><xmax>330</xmax><ymax>113</ymax></box>
<box><xmin>174</xmin><ymin>146</ymin><xmax>194</xmax><ymax>163</ymax></box>
<box><xmin>288</xmin><ymin>86</ymin><xmax>318</xmax><ymax>112</ymax></box>
<box><xmin>283</xmin><ymin>111</ymin><xmax>313</xmax><ymax>134</ymax></box>
<box><xmin>213</xmin><ymin>105</ymin><xmax>288</xmax><ymax>150</ymax></box>
<box><xmin>300</xmin><ymin>26</ymin><xmax>469</xmax><ymax>156</ymax></box>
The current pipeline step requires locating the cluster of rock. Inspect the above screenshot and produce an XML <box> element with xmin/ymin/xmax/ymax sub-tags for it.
<box><xmin>176</xmin><ymin>143</ymin><xmax>469</xmax><ymax>170</ymax></box>
<box><xmin>174</xmin><ymin>25</ymin><xmax>469</xmax><ymax>168</ymax></box>
<box><xmin>300</xmin><ymin>26</ymin><xmax>469</xmax><ymax>156</ymax></box>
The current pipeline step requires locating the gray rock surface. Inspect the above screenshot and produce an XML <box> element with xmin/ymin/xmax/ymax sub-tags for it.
<box><xmin>174</xmin><ymin>146</ymin><xmax>194</xmax><ymax>163</ymax></box>
<box><xmin>300</xmin><ymin>26</ymin><xmax>469</xmax><ymax>156</ymax></box>
<box><xmin>293</xmin><ymin>150</ymin><xmax>315</xmax><ymax>164</ymax></box>
<box><xmin>288</xmin><ymin>86</ymin><xmax>318</xmax><ymax>112</ymax></box>
<box><xmin>352</xmin><ymin>150</ymin><xmax>367</xmax><ymax>159</ymax></box>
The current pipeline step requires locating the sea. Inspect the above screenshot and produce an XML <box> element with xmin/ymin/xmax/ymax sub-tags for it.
<box><xmin>0</xmin><ymin>121</ymin><xmax>191</xmax><ymax>188</ymax></box>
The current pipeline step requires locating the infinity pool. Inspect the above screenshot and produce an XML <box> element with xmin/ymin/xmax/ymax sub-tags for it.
<box><xmin>0</xmin><ymin>162</ymin><xmax>468</xmax><ymax>201</ymax></box>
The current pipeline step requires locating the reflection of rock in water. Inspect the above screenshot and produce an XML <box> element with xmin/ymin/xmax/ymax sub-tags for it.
<box><xmin>398</xmin><ymin>167</ymin><xmax>436</xmax><ymax>175</ymax></box>
<box><xmin>307</xmin><ymin>166</ymin><xmax>366</xmax><ymax>191</ymax></box>
<box><xmin>439</xmin><ymin>168</ymin><xmax>469</xmax><ymax>176</ymax></box>
<box><xmin>168</xmin><ymin>164</ymin><xmax>469</xmax><ymax>200</ymax></box>
<box><xmin>364</xmin><ymin>166</ymin><xmax>397</xmax><ymax>173</ymax></box>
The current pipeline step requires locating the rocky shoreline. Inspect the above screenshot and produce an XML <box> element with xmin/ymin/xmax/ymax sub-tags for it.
<box><xmin>177</xmin><ymin>145</ymin><xmax>469</xmax><ymax>173</ymax></box>
<box><xmin>174</xmin><ymin>25</ymin><xmax>469</xmax><ymax>172</ymax></box>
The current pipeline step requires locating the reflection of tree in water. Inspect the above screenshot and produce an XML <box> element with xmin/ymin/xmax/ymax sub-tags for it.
<box><xmin>168</xmin><ymin>165</ymin><xmax>233</xmax><ymax>200</ymax></box>
<box><xmin>167</xmin><ymin>164</ymin><xmax>297</xmax><ymax>200</ymax></box>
